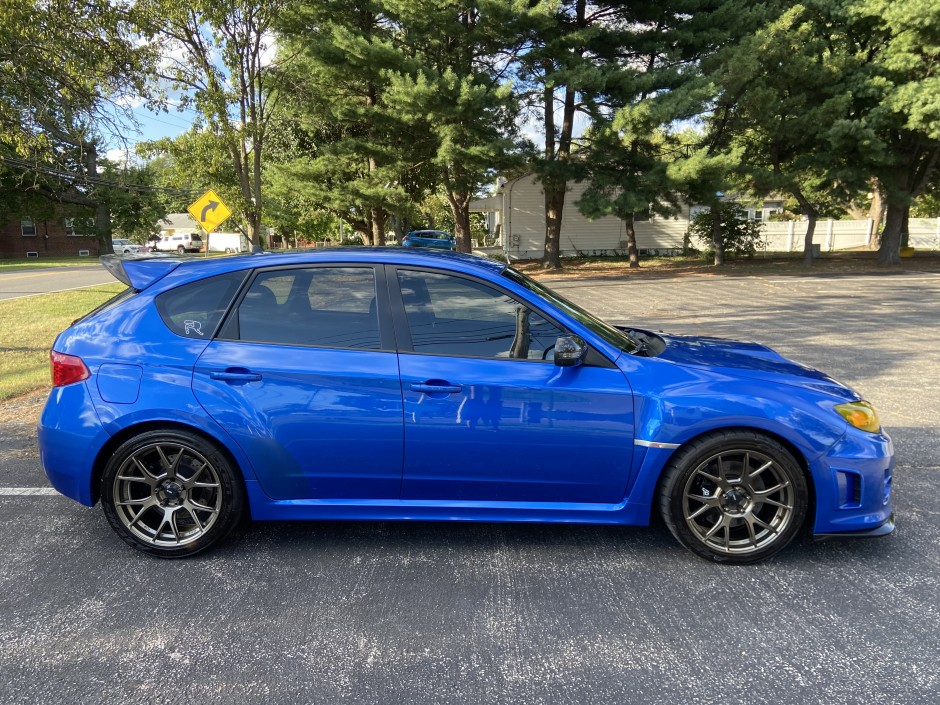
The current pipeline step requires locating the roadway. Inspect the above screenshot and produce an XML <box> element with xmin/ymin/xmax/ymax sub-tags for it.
<box><xmin>1</xmin><ymin>269</ymin><xmax>939</xmax><ymax>704</ymax></box>
<box><xmin>0</xmin><ymin>265</ymin><xmax>114</xmax><ymax>301</ymax></box>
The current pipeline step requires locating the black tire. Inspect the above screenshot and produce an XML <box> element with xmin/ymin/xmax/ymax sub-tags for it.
<box><xmin>177</xmin><ymin>245</ymin><xmax>186</xmax><ymax>255</ymax></box>
<box><xmin>658</xmin><ymin>430</ymin><xmax>808</xmax><ymax>564</ymax></box>
<box><xmin>224</xmin><ymin>247</ymin><xmax>233</xmax><ymax>254</ymax></box>
<box><xmin>101</xmin><ymin>430</ymin><xmax>245</xmax><ymax>558</ymax></box>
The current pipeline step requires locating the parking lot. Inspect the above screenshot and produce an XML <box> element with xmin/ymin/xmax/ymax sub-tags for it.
<box><xmin>2</xmin><ymin>268</ymin><xmax>939</xmax><ymax>705</ymax></box>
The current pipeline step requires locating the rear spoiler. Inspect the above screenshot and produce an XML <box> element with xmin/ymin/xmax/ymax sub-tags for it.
<box><xmin>100</xmin><ymin>254</ymin><xmax>181</xmax><ymax>290</ymax></box>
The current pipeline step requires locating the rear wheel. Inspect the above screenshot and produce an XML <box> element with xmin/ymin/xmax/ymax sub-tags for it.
<box><xmin>177</xmin><ymin>245</ymin><xmax>186</xmax><ymax>254</ymax></box>
<box><xmin>658</xmin><ymin>431</ymin><xmax>808</xmax><ymax>564</ymax></box>
<box><xmin>101</xmin><ymin>430</ymin><xmax>244</xmax><ymax>558</ymax></box>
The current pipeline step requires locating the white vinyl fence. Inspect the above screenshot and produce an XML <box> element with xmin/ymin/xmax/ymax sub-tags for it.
<box><xmin>761</xmin><ymin>218</ymin><xmax>940</xmax><ymax>252</ymax></box>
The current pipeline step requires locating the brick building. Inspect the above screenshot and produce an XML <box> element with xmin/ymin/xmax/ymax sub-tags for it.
<box><xmin>0</xmin><ymin>217</ymin><xmax>100</xmax><ymax>259</ymax></box>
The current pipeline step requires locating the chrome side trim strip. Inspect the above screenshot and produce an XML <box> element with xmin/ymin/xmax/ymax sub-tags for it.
<box><xmin>634</xmin><ymin>439</ymin><xmax>681</xmax><ymax>449</ymax></box>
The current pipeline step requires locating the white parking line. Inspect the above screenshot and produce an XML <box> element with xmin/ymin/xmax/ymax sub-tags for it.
<box><xmin>0</xmin><ymin>488</ymin><xmax>59</xmax><ymax>496</ymax></box>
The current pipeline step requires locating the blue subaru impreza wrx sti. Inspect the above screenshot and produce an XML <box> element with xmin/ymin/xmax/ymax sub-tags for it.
<box><xmin>38</xmin><ymin>248</ymin><xmax>894</xmax><ymax>562</ymax></box>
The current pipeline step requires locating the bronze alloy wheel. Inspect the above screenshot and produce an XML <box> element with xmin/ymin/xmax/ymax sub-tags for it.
<box><xmin>659</xmin><ymin>431</ymin><xmax>808</xmax><ymax>564</ymax></box>
<box><xmin>112</xmin><ymin>442</ymin><xmax>223</xmax><ymax>547</ymax></box>
<box><xmin>681</xmin><ymin>449</ymin><xmax>796</xmax><ymax>555</ymax></box>
<box><xmin>102</xmin><ymin>430</ymin><xmax>244</xmax><ymax>557</ymax></box>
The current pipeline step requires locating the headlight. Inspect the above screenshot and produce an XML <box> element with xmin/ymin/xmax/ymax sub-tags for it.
<box><xmin>835</xmin><ymin>401</ymin><xmax>881</xmax><ymax>433</ymax></box>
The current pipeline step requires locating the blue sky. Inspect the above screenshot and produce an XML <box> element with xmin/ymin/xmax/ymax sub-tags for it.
<box><xmin>104</xmin><ymin>103</ymin><xmax>198</xmax><ymax>163</ymax></box>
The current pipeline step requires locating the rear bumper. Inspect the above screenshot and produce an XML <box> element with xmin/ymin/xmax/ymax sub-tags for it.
<box><xmin>38</xmin><ymin>382</ymin><xmax>110</xmax><ymax>506</ymax></box>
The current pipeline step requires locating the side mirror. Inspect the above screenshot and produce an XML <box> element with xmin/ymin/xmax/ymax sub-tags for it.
<box><xmin>553</xmin><ymin>335</ymin><xmax>587</xmax><ymax>367</ymax></box>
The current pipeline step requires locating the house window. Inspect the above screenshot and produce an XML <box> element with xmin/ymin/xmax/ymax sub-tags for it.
<box><xmin>64</xmin><ymin>218</ymin><xmax>79</xmax><ymax>236</ymax></box>
<box><xmin>21</xmin><ymin>219</ymin><xmax>36</xmax><ymax>237</ymax></box>
<box><xmin>753</xmin><ymin>210</ymin><xmax>763</xmax><ymax>221</ymax></box>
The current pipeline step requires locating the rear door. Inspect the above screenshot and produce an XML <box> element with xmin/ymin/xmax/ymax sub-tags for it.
<box><xmin>192</xmin><ymin>264</ymin><xmax>404</xmax><ymax>500</ymax></box>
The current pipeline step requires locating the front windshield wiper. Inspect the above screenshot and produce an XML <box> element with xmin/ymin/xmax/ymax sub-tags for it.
<box><xmin>622</xmin><ymin>329</ymin><xmax>652</xmax><ymax>356</ymax></box>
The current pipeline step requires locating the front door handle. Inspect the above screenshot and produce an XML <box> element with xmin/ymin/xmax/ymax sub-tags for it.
<box><xmin>210</xmin><ymin>369</ymin><xmax>262</xmax><ymax>383</ymax></box>
<box><xmin>410</xmin><ymin>382</ymin><xmax>462</xmax><ymax>394</ymax></box>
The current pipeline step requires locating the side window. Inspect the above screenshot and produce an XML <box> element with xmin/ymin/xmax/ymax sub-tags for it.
<box><xmin>397</xmin><ymin>270</ymin><xmax>564</xmax><ymax>360</ymax></box>
<box><xmin>236</xmin><ymin>267</ymin><xmax>380</xmax><ymax>349</ymax></box>
<box><xmin>156</xmin><ymin>271</ymin><xmax>247</xmax><ymax>338</ymax></box>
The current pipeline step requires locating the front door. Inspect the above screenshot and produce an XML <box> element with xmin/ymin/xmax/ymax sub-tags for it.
<box><xmin>391</xmin><ymin>267</ymin><xmax>635</xmax><ymax>504</ymax></box>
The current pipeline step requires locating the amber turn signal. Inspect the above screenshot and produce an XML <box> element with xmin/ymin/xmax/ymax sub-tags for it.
<box><xmin>834</xmin><ymin>401</ymin><xmax>881</xmax><ymax>434</ymax></box>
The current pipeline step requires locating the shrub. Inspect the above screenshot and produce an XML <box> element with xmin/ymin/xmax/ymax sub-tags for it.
<box><xmin>689</xmin><ymin>205</ymin><xmax>766</xmax><ymax>259</ymax></box>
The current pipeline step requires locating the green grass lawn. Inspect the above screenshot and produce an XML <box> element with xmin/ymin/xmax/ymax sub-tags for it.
<box><xmin>0</xmin><ymin>282</ymin><xmax>125</xmax><ymax>401</ymax></box>
<box><xmin>0</xmin><ymin>256</ymin><xmax>103</xmax><ymax>273</ymax></box>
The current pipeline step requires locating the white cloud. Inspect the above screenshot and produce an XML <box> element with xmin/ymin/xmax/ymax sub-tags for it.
<box><xmin>259</xmin><ymin>32</ymin><xmax>277</xmax><ymax>68</ymax></box>
<box><xmin>105</xmin><ymin>147</ymin><xmax>134</xmax><ymax>165</ymax></box>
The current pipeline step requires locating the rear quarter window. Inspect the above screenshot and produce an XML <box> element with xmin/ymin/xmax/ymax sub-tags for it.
<box><xmin>156</xmin><ymin>271</ymin><xmax>247</xmax><ymax>338</ymax></box>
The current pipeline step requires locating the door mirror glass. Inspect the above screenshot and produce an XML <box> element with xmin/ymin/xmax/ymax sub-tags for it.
<box><xmin>553</xmin><ymin>335</ymin><xmax>587</xmax><ymax>367</ymax></box>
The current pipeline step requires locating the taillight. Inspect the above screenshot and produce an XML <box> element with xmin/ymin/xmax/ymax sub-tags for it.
<box><xmin>50</xmin><ymin>351</ymin><xmax>90</xmax><ymax>387</ymax></box>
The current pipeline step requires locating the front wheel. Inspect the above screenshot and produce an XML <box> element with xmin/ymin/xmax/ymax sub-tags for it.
<box><xmin>658</xmin><ymin>431</ymin><xmax>808</xmax><ymax>564</ymax></box>
<box><xmin>101</xmin><ymin>430</ymin><xmax>244</xmax><ymax>557</ymax></box>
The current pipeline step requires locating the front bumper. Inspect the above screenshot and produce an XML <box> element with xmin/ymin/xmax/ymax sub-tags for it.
<box><xmin>811</xmin><ymin>427</ymin><xmax>894</xmax><ymax>536</ymax></box>
<box><xmin>815</xmin><ymin>513</ymin><xmax>895</xmax><ymax>540</ymax></box>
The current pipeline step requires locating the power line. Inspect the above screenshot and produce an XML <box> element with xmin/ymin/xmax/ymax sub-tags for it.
<box><xmin>0</xmin><ymin>155</ymin><xmax>203</xmax><ymax>196</ymax></box>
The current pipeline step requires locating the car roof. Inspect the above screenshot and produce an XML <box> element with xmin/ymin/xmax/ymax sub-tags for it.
<box><xmin>111</xmin><ymin>247</ymin><xmax>505</xmax><ymax>291</ymax></box>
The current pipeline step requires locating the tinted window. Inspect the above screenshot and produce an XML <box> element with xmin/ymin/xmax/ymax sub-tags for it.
<box><xmin>236</xmin><ymin>267</ymin><xmax>380</xmax><ymax>349</ymax></box>
<box><xmin>156</xmin><ymin>271</ymin><xmax>247</xmax><ymax>338</ymax></box>
<box><xmin>397</xmin><ymin>270</ymin><xmax>563</xmax><ymax>360</ymax></box>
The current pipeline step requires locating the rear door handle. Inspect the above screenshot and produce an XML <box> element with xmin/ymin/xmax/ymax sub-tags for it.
<box><xmin>210</xmin><ymin>369</ymin><xmax>262</xmax><ymax>383</ymax></box>
<box><xmin>410</xmin><ymin>382</ymin><xmax>462</xmax><ymax>394</ymax></box>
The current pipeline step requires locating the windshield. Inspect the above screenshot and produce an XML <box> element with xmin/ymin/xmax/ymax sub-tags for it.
<box><xmin>502</xmin><ymin>268</ymin><xmax>637</xmax><ymax>353</ymax></box>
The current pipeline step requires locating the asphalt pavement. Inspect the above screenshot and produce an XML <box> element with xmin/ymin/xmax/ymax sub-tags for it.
<box><xmin>0</xmin><ymin>265</ymin><xmax>113</xmax><ymax>301</ymax></box>
<box><xmin>1</xmin><ymin>268</ymin><xmax>939</xmax><ymax>704</ymax></box>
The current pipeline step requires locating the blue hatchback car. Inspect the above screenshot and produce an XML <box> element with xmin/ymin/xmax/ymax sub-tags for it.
<box><xmin>402</xmin><ymin>229</ymin><xmax>456</xmax><ymax>250</ymax></box>
<box><xmin>39</xmin><ymin>249</ymin><xmax>894</xmax><ymax>562</ymax></box>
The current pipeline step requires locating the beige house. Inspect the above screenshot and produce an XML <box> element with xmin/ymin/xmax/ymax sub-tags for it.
<box><xmin>157</xmin><ymin>213</ymin><xmax>201</xmax><ymax>239</ymax></box>
<box><xmin>470</xmin><ymin>174</ymin><xmax>692</xmax><ymax>260</ymax></box>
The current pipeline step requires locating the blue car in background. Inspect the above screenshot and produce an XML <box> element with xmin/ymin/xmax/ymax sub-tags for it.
<box><xmin>39</xmin><ymin>249</ymin><xmax>894</xmax><ymax>561</ymax></box>
<box><xmin>402</xmin><ymin>229</ymin><xmax>456</xmax><ymax>250</ymax></box>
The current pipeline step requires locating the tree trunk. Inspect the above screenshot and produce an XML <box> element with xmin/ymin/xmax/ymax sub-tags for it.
<box><xmin>444</xmin><ymin>188</ymin><xmax>473</xmax><ymax>253</ymax></box>
<box><xmin>244</xmin><ymin>213</ymin><xmax>261</xmax><ymax>248</ymax></box>
<box><xmin>543</xmin><ymin>187</ymin><xmax>564</xmax><ymax>268</ymax></box>
<box><xmin>878</xmin><ymin>199</ymin><xmax>905</xmax><ymax>264</ymax></box>
<box><xmin>361</xmin><ymin>212</ymin><xmax>374</xmax><ymax>246</ymax></box>
<box><xmin>370</xmin><ymin>206</ymin><xmax>386</xmax><ymax>247</ymax></box>
<box><xmin>867</xmin><ymin>180</ymin><xmax>884</xmax><ymax>249</ymax></box>
<box><xmin>711</xmin><ymin>206</ymin><xmax>724</xmax><ymax>266</ymax></box>
<box><xmin>802</xmin><ymin>214</ymin><xmax>818</xmax><ymax>265</ymax></box>
<box><xmin>793</xmin><ymin>188</ymin><xmax>818</xmax><ymax>266</ymax></box>
<box><xmin>623</xmin><ymin>216</ymin><xmax>639</xmax><ymax>268</ymax></box>
<box><xmin>900</xmin><ymin>206</ymin><xmax>910</xmax><ymax>248</ymax></box>
<box><xmin>539</xmin><ymin>0</ymin><xmax>584</xmax><ymax>270</ymax></box>
<box><xmin>392</xmin><ymin>214</ymin><xmax>410</xmax><ymax>244</ymax></box>
<box><xmin>85</xmin><ymin>145</ymin><xmax>113</xmax><ymax>255</ymax></box>
<box><xmin>452</xmin><ymin>205</ymin><xmax>472</xmax><ymax>253</ymax></box>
